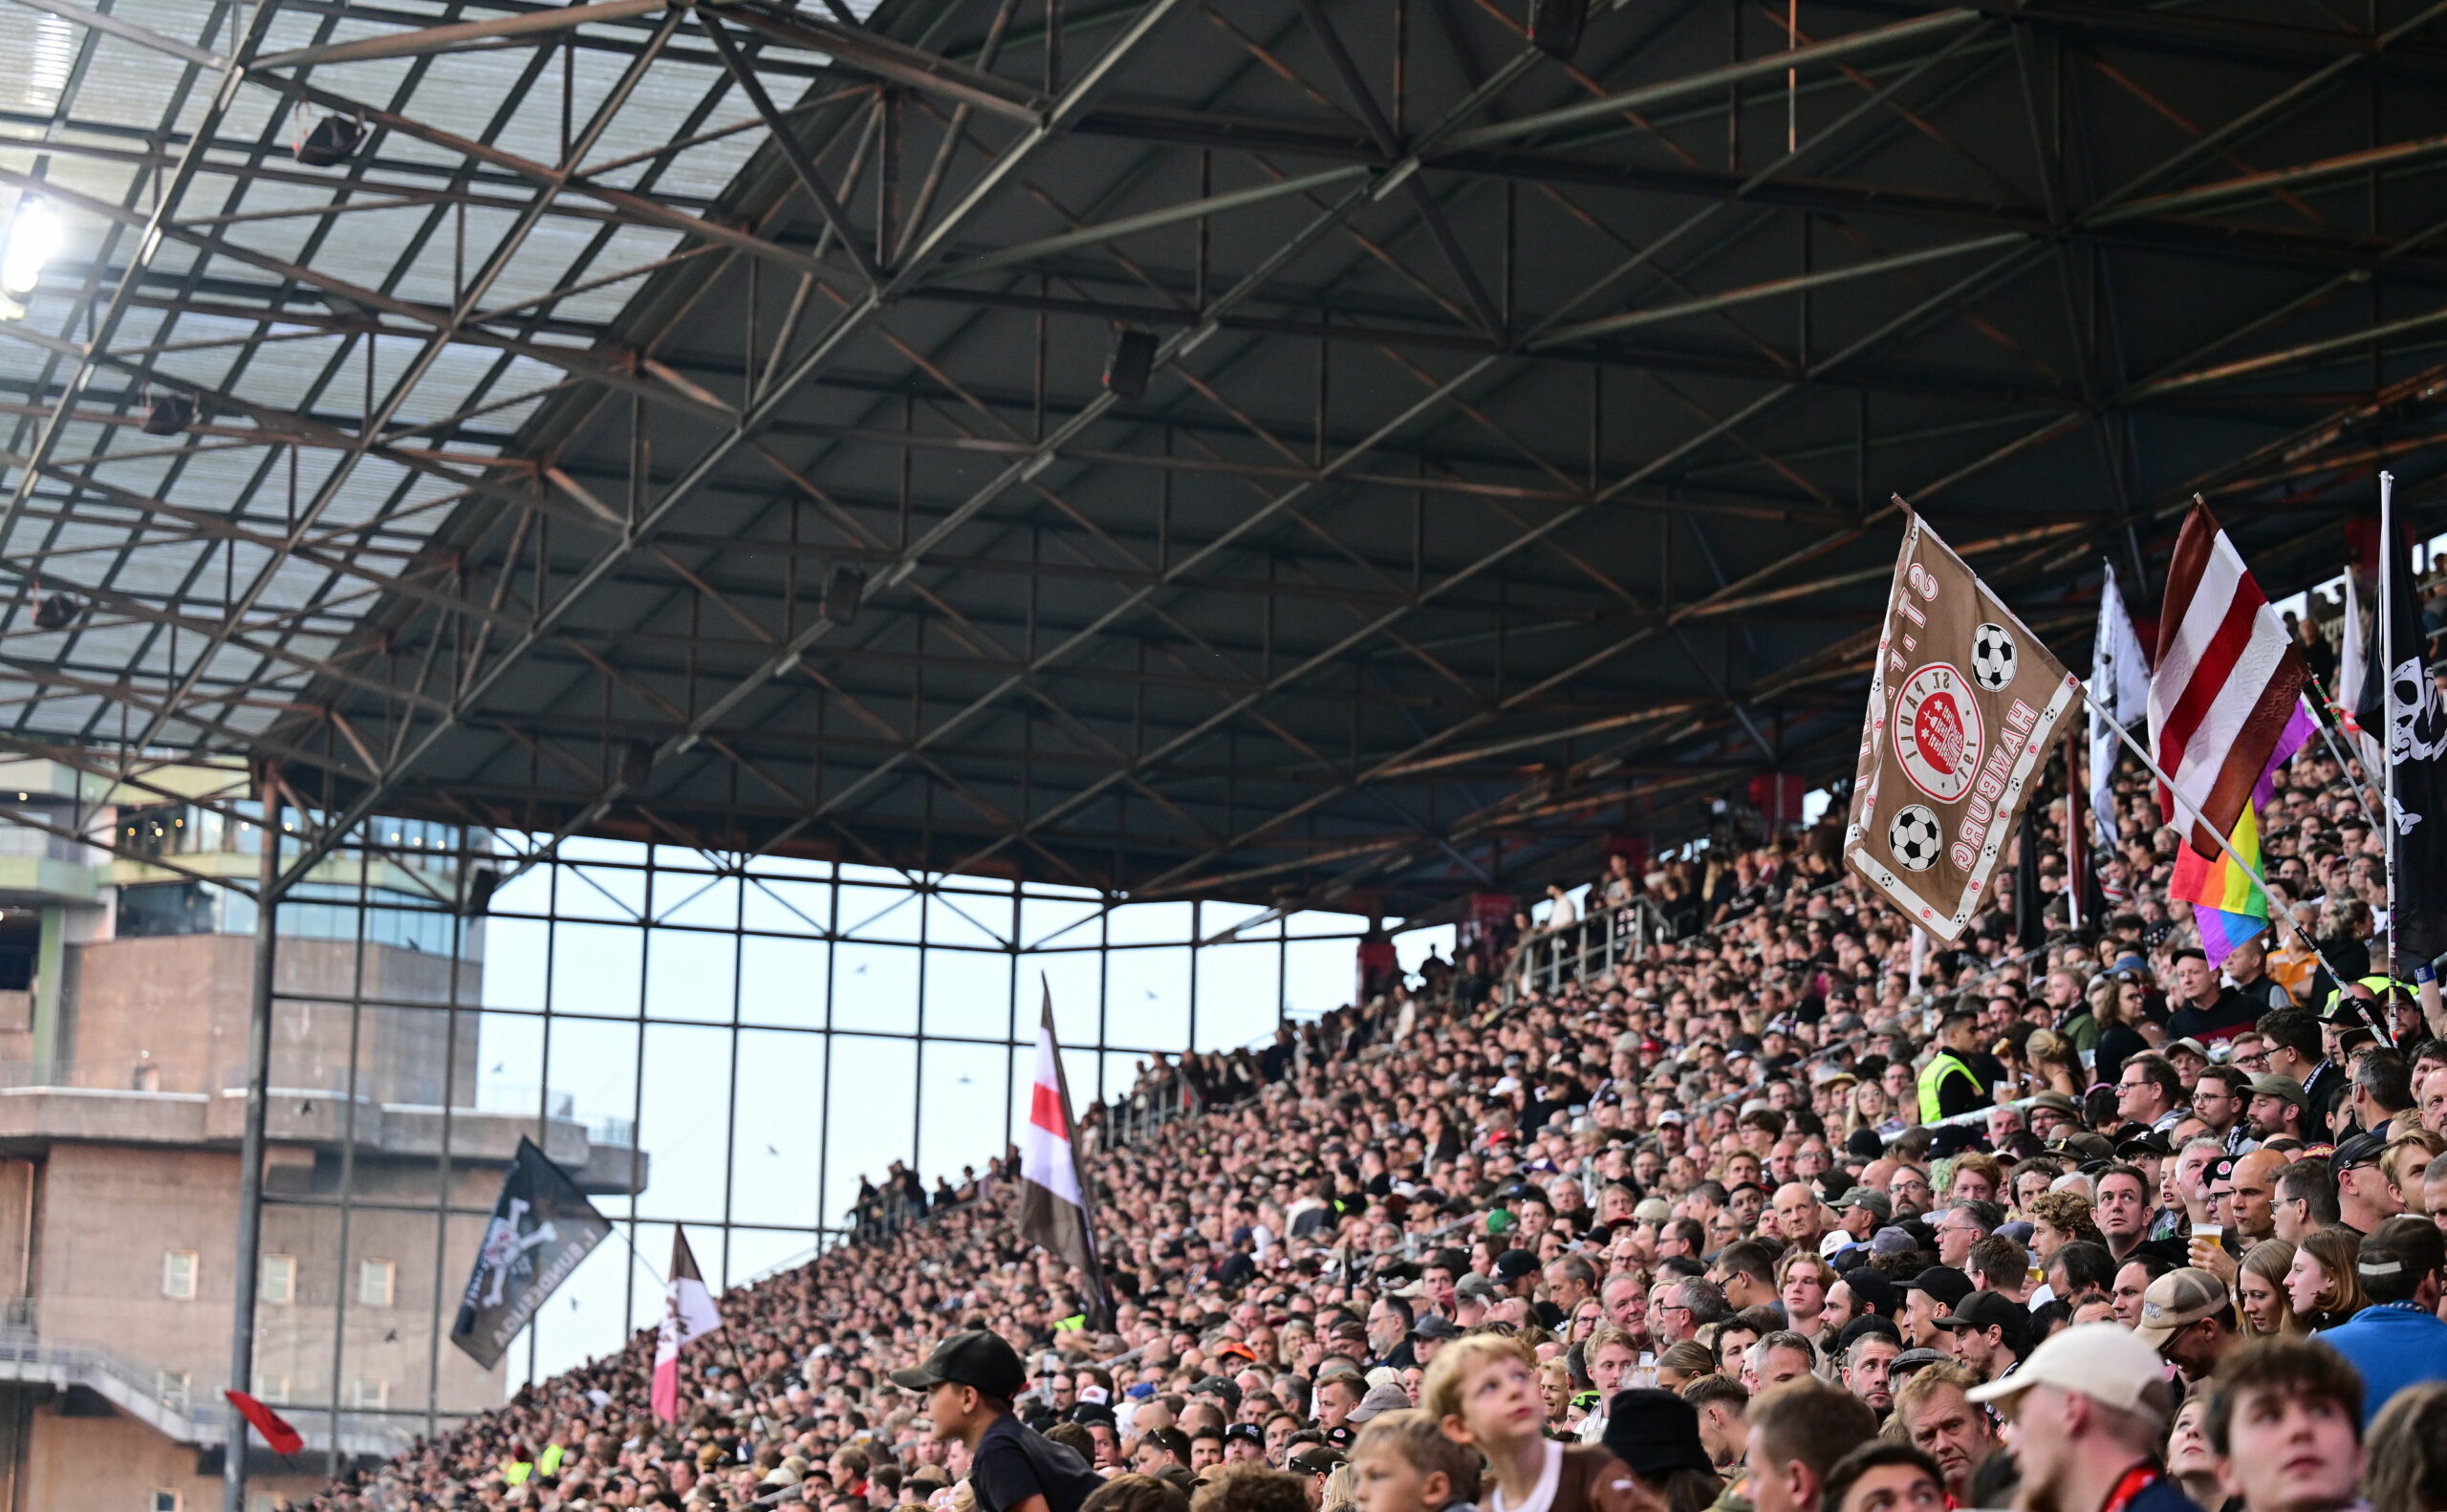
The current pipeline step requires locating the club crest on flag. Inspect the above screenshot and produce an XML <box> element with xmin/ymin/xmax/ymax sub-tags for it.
<box><xmin>1893</xmin><ymin>664</ymin><xmax>1982</xmax><ymax>802</ymax></box>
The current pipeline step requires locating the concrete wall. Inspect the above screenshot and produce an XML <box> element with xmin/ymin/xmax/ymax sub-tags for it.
<box><xmin>60</xmin><ymin>935</ymin><xmax>481</xmax><ymax>1105</ymax></box>
<box><xmin>22</xmin><ymin>1402</ymin><xmax>322</xmax><ymax>1512</ymax></box>
<box><xmin>33</xmin><ymin>1143</ymin><xmax>508</xmax><ymax>1418</ymax></box>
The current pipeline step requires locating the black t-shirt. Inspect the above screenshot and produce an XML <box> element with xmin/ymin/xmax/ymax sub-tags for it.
<box><xmin>2165</xmin><ymin>989</ymin><xmax>2262</xmax><ymax>1045</ymax></box>
<box><xmin>970</xmin><ymin>1414</ymin><xmax>1102</xmax><ymax>1512</ymax></box>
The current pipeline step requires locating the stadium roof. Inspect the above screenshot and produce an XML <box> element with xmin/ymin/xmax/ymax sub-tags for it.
<box><xmin>0</xmin><ymin>0</ymin><xmax>2442</xmax><ymax>920</ymax></box>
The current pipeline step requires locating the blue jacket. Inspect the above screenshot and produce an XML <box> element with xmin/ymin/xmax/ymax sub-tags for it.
<box><xmin>2317</xmin><ymin>1303</ymin><xmax>2447</xmax><ymax>1426</ymax></box>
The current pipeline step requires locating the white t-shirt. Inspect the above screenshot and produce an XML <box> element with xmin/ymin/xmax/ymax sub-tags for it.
<box><xmin>1492</xmin><ymin>1441</ymin><xmax>1565</xmax><ymax>1512</ymax></box>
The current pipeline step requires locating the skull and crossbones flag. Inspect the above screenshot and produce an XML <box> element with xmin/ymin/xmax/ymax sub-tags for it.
<box><xmin>450</xmin><ymin>1136</ymin><xmax>611</xmax><ymax>1368</ymax></box>
<box><xmin>2356</xmin><ymin>472</ymin><xmax>2447</xmax><ymax>965</ymax></box>
<box><xmin>1844</xmin><ymin>511</ymin><xmax>2080</xmax><ymax>942</ymax></box>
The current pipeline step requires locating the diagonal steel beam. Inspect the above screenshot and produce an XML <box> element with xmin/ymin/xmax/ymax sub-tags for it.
<box><xmin>261</xmin><ymin>0</ymin><xmax>1200</xmax><ymax>893</ymax></box>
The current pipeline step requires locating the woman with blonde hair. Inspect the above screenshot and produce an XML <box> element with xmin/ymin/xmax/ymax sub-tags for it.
<box><xmin>1844</xmin><ymin>1078</ymin><xmax>1891</xmax><ymax>1142</ymax></box>
<box><xmin>2284</xmin><ymin>1225</ymin><xmax>2368</xmax><ymax>1331</ymax></box>
<box><xmin>2236</xmin><ymin>1239</ymin><xmax>2303</xmax><ymax>1338</ymax></box>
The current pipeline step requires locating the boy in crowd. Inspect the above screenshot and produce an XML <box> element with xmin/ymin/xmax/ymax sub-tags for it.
<box><xmin>2205</xmin><ymin>1338</ymin><xmax>2365</xmax><ymax>1512</ymax></box>
<box><xmin>1349</xmin><ymin>1409</ymin><xmax>1481</xmax><ymax>1512</ymax></box>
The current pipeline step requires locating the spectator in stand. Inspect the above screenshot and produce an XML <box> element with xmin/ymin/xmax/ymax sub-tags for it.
<box><xmin>2362</xmin><ymin>1384</ymin><xmax>2447</xmax><ymax>1512</ymax></box>
<box><xmin>2285</xmin><ymin>1227</ymin><xmax>2369</xmax><ymax>1332</ymax></box>
<box><xmin>2203</xmin><ymin>1339</ymin><xmax>2365</xmax><ymax>1512</ymax></box>
<box><xmin>1890</xmin><ymin>1363</ymin><xmax>2000</xmax><ymax>1507</ymax></box>
<box><xmin>2167</xmin><ymin>950</ymin><xmax>2260</xmax><ymax>1045</ymax></box>
<box><xmin>1967</xmin><ymin>1323</ymin><xmax>2195</xmax><ymax>1512</ymax></box>
<box><xmin>2133</xmin><ymin>1268</ymin><xmax>2244</xmax><ymax>1382</ymax></box>
<box><xmin>1819</xmin><ymin>1443</ymin><xmax>1946</xmax><ymax>1512</ymax></box>
<box><xmin>1915</xmin><ymin>1011</ymin><xmax>1995</xmax><ymax>1122</ymax></box>
<box><xmin>2117</xmin><ymin>1055</ymin><xmax>2188</xmax><ymax>1137</ymax></box>
<box><xmin>2275</xmin><ymin>1161</ymin><xmax>2341</xmax><ymax>1243</ymax></box>
<box><xmin>2313</xmin><ymin>1216</ymin><xmax>2447</xmax><ymax>1425</ymax></box>
<box><xmin>1743</xmin><ymin>1380</ymin><xmax>1877</xmax><ymax>1512</ymax></box>
<box><xmin>2260</xmin><ymin>1008</ymin><xmax>2349</xmax><ymax>1139</ymax></box>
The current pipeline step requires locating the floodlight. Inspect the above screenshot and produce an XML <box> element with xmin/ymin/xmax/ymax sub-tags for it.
<box><xmin>0</xmin><ymin>202</ymin><xmax>62</xmax><ymax>298</ymax></box>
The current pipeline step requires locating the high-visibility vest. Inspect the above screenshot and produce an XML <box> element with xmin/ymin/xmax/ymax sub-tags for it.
<box><xmin>501</xmin><ymin>1460</ymin><xmax>533</xmax><ymax>1486</ymax></box>
<box><xmin>1917</xmin><ymin>1049</ymin><xmax>1982</xmax><ymax>1122</ymax></box>
<box><xmin>539</xmin><ymin>1443</ymin><xmax>565</xmax><ymax>1477</ymax></box>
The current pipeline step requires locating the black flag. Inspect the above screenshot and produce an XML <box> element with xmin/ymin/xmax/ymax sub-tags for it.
<box><xmin>449</xmin><ymin>1136</ymin><xmax>611</xmax><ymax>1368</ymax></box>
<box><xmin>2356</xmin><ymin>476</ymin><xmax>2447</xmax><ymax>966</ymax></box>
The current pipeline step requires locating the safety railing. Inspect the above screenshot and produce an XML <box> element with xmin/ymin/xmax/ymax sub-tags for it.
<box><xmin>1501</xmin><ymin>895</ymin><xmax>1669</xmax><ymax>1004</ymax></box>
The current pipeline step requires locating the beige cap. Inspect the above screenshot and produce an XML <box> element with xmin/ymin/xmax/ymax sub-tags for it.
<box><xmin>2130</xmin><ymin>1268</ymin><xmax>2229</xmax><ymax>1352</ymax></box>
<box><xmin>1967</xmin><ymin>1322</ymin><xmax>2169</xmax><ymax>1415</ymax></box>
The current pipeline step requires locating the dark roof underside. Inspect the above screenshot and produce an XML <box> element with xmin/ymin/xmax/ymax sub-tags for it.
<box><xmin>4</xmin><ymin>0</ymin><xmax>2446</xmax><ymax>918</ymax></box>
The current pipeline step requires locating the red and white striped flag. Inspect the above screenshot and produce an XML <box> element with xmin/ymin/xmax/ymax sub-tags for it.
<box><xmin>1019</xmin><ymin>982</ymin><xmax>1109</xmax><ymax>1328</ymax></box>
<box><xmin>2149</xmin><ymin>504</ymin><xmax>2311</xmax><ymax>856</ymax></box>
<box><xmin>651</xmin><ymin>1226</ymin><xmax>721</xmax><ymax>1421</ymax></box>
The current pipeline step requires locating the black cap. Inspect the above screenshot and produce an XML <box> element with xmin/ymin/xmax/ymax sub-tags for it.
<box><xmin>1223</xmin><ymin>1423</ymin><xmax>1265</xmax><ymax>1445</ymax></box>
<box><xmin>1835</xmin><ymin>1315</ymin><xmax>1903</xmax><ymax>1354</ymax></box>
<box><xmin>1193</xmin><ymin>1375</ymin><xmax>1243</xmax><ymax>1408</ymax></box>
<box><xmin>1411</xmin><ymin>1314</ymin><xmax>1461</xmax><ymax>1341</ymax></box>
<box><xmin>1932</xmin><ymin>1289</ymin><xmax>2028</xmax><ymax>1350</ymax></box>
<box><xmin>888</xmin><ymin>1329</ymin><xmax>1026</xmax><ymax>1397</ymax></box>
<box><xmin>1069</xmin><ymin>1402</ymin><xmax>1118</xmax><ymax>1427</ymax></box>
<box><xmin>1839</xmin><ymin>1269</ymin><xmax>1899</xmax><ymax>1319</ymax></box>
<box><xmin>2334</xmin><ymin>1130</ymin><xmax>2390</xmax><ymax>1171</ymax></box>
<box><xmin>1493</xmin><ymin>1249</ymin><xmax>1541</xmax><ymax>1282</ymax></box>
<box><xmin>1288</xmin><ymin>1446</ymin><xmax>1347</xmax><ymax>1476</ymax></box>
<box><xmin>1601</xmin><ymin>1390</ymin><xmax>1715</xmax><ymax>1479</ymax></box>
<box><xmin>1899</xmin><ymin>1266</ymin><xmax>1975</xmax><ymax>1308</ymax></box>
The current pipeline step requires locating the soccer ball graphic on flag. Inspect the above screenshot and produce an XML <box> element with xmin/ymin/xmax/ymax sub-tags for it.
<box><xmin>1970</xmin><ymin>623</ymin><xmax>2017</xmax><ymax>691</ymax></box>
<box><xmin>1888</xmin><ymin>805</ymin><xmax>1943</xmax><ymax>872</ymax></box>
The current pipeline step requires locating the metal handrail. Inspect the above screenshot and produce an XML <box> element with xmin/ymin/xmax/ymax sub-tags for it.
<box><xmin>1501</xmin><ymin>895</ymin><xmax>1669</xmax><ymax>1005</ymax></box>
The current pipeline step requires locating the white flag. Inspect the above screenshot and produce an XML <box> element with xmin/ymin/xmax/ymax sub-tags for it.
<box><xmin>2340</xmin><ymin>567</ymin><xmax>2383</xmax><ymax>772</ymax></box>
<box><xmin>2089</xmin><ymin>561</ymin><xmax>2151</xmax><ymax>850</ymax></box>
<box><xmin>651</xmin><ymin>1227</ymin><xmax>721</xmax><ymax>1421</ymax></box>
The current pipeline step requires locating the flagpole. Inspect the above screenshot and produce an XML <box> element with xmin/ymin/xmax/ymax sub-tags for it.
<box><xmin>2063</xmin><ymin>724</ymin><xmax>2084</xmax><ymax>933</ymax></box>
<box><xmin>2076</xmin><ymin>680</ymin><xmax>2386</xmax><ymax>1040</ymax></box>
<box><xmin>2300</xmin><ymin>686</ymin><xmax>2385</xmax><ymax>836</ymax></box>
<box><xmin>2383</xmin><ymin>469</ymin><xmax>2402</xmax><ymax>980</ymax></box>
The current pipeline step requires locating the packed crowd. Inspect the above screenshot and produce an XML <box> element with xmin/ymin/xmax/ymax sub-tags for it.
<box><xmin>303</xmin><ymin>736</ymin><xmax>2447</xmax><ymax>1512</ymax></box>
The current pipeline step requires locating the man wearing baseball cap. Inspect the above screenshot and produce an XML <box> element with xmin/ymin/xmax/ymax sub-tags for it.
<box><xmin>2129</xmin><ymin>1268</ymin><xmax>2242</xmax><ymax>1383</ymax></box>
<box><xmin>893</xmin><ymin>1329</ymin><xmax>1103</xmax><ymax>1512</ymax></box>
<box><xmin>1966</xmin><ymin>1323</ymin><xmax>2198</xmax><ymax>1512</ymax></box>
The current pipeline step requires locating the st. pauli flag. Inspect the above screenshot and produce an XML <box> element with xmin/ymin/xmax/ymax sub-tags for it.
<box><xmin>224</xmin><ymin>1390</ymin><xmax>304</xmax><ymax>1456</ymax></box>
<box><xmin>449</xmin><ymin>1136</ymin><xmax>611</xmax><ymax>1368</ymax></box>
<box><xmin>652</xmin><ymin>1227</ymin><xmax>722</xmax><ymax>1421</ymax></box>
<box><xmin>2149</xmin><ymin>504</ymin><xmax>2311</xmax><ymax>857</ymax></box>
<box><xmin>1019</xmin><ymin>981</ymin><xmax>1111</xmax><ymax>1328</ymax></box>
<box><xmin>1844</xmin><ymin>511</ymin><xmax>2080</xmax><ymax>941</ymax></box>
<box><xmin>2358</xmin><ymin>471</ymin><xmax>2447</xmax><ymax>962</ymax></box>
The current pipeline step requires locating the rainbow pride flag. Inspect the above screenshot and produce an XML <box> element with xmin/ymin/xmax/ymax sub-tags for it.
<box><xmin>2172</xmin><ymin>805</ymin><xmax>2268</xmax><ymax>962</ymax></box>
<box><xmin>2170</xmin><ymin>702</ymin><xmax>2316</xmax><ymax>962</ymax></box>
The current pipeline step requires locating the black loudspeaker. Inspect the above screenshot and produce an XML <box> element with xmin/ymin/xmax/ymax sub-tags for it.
<box><xmin>464</xmin><ymin>866</ymin><xmax>502</xmax><ymax>918</ymax></box>
<box><xmin>32</xmin><ymin>593</ymin><xmax>84</xmax><ymax>631</ymax></box>
<box><xmin>141</xmin><ymin>394</ymin><xmax>193</xmax><ymax>437</ymax></box>
<box><xmin>823</xmin><ymin>564</ymin><xmax>866</xmax><ymax>626</ymax></box>
<box><xmin>296</xmin><ymin>116</ymin><xmax>364</xmax><ymax>168</ymax></box>
<box><xmin>1104</xmin><ymin>327</ymin><xmax>1157</xmax><ymax>400</ymax></box>
<box><xmin>1528</xmin><ymin>0</ymin><xmax>1587</xmax><ymax>55</ymax></box>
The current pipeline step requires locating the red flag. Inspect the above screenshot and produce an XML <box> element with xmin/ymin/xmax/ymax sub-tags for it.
<box><xmin>224</xmin><ymin>1390</ymin><xmax>304</xmax><ymax>1455</ymax></box>
<box><xmin>2148</xmin><ymin>504</ymin><xmax>2310</xmax><ymax>856</ymax></box>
